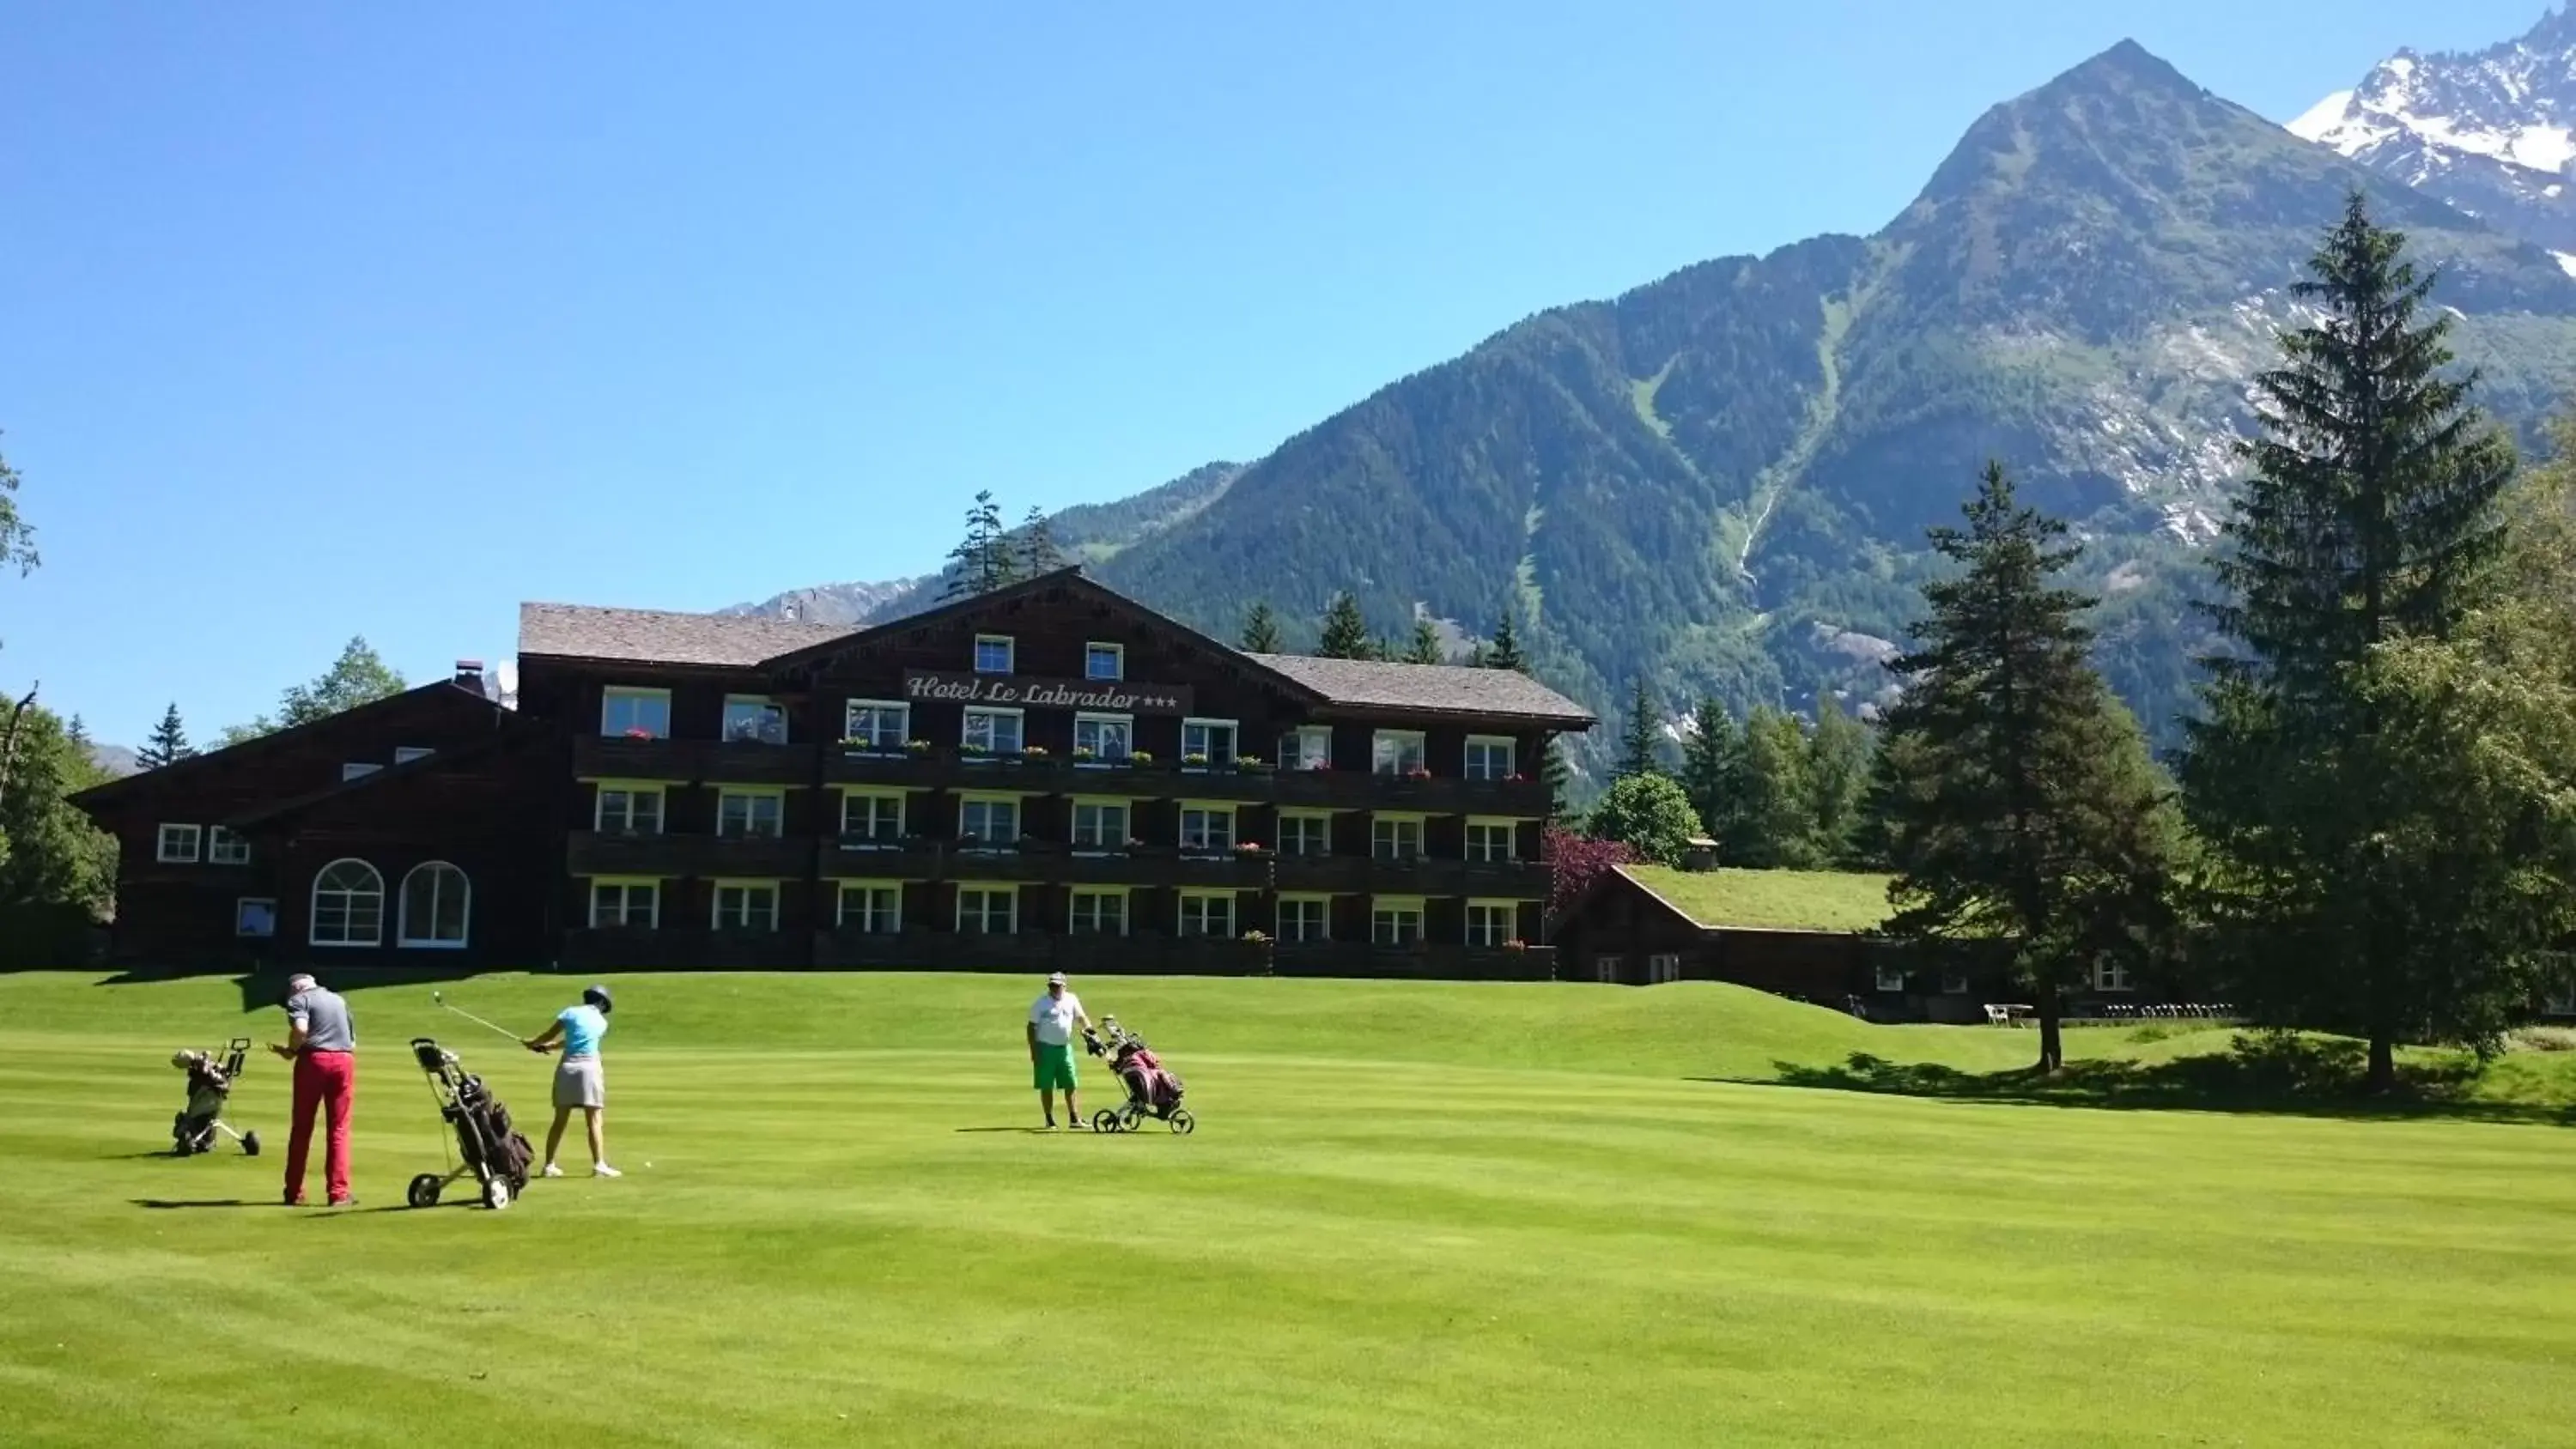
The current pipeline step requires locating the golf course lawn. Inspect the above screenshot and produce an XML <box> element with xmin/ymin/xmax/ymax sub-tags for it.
<box><xmin>3</xmin><ymin>972</ymin><xmax>2573</xmax><ymax>1447</ymax></box>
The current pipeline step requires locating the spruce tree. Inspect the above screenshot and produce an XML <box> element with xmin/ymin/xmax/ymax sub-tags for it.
<box><xmin>1404</xmin><ymin>617</ymin><xmax>1444</xmax><ymax>665</ymax></box>
<box><xmin>1016</xmin><ymin>505</ymin><xmax>1066</xmax><ymax>577</ymax></box>
<box><xmin>1879</xmin><ymin>461</ymin><xmax>2175</xmax><ymax>1073</ymax></box>
<box><xmin>2184</xmin><ymin>194</ymin><xmax>2525</xmax><ymax>1089</ymax></box>
<box><xmin>1316</xmin><ymin>593</ymin><xmax>1373</xmax><ymax>659</ymax></box>
<box><xmin>1680</xmin><ymin>699</ymin><xmax>1741</xmax><ymax>845</ymax></box>
<box><xmin>1486</xmin><ymin>611</ymin><xmax>1527</xmax><ymax>672</ymax></box>
<box><xmin>942</xmin><ymin>490</ymin><xmax>1018</xmax><ymax>599</ymax></box>
<box><xmin>1807</xmin><ymin>694</ymin><xmax>1874</xmax><ymax>867</ymax></box>
<box><xmin>1614</xmin><ymin>679</ymin><xmax>1664</xmax><ymax>779</ymax></box>
<box><xmin>1540</xmin><ymin>736</ymin><xmax>1574</xmax><ymax>825</ymax></box>
<box><xmin>138</xmin><ymin>703</ymin><xmax>193</xmax><ymax>769</ymax></box>
<box><xmin>1735</xmin><ymin>706</ymin><xmax>1818</xmax><ymax>869</ymax></box>
<box><xmin>1240</xmin><ymin>601</ymin><xmax>1283</xmax><ymax>654</ymax></box>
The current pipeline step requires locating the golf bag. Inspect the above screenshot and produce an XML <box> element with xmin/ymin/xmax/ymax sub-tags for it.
<box><xmin>1082</xmin><ymin>1017</ymin><xmax>1194</xmax><ymax>1134</ymax></box>
<box><xmin>169</xmin><ymin>1039</ymin><xmax>260</xmax><ymax>1156</ymax></box>
<box><xmin>404</xmin><ymin>1037</ymin><xmax>534</xmax><ymax>1210</ymax></box>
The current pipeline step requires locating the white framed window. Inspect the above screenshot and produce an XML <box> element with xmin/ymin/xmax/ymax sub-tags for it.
<box><xmin>1182</xmin><ymin>718</ymin><xmax>1238</xmax><ymax>766</ymax></box>
<box><xmin>310</xmin><ymin>858</ymin><xmax>385</xmax><ymax>948</ymax></box>
<box><xmin>206</xmin><ymin>826</ymin><xmax>252</xmax><ymax>864</ymax></box>
<box><xmin>589</xmin><ymin>878</ymin><xmax>659</xmax><ymax>929</ymax></box>
<box><xmin>1372</xmin><ymin>731</ymin><xmax>1427</xmax><ymax>776</ymax></box>
<box><xmin>717</xmin><ymin>789</ymin><xmax>784</xmax><ymax>839</ymax></box>
<box><xmin>1072</xmin><ymin>713</ymin><xmax>1133</xmax><ymax>762</ymax></box>
<box><xmin>1874</xmin><ymin>965</ymin><xmax>1908</xmax><ymax>993</ymax></box>
<box><xmin>1371</xmin><ymin>899</ymin><xmax>1425</xmax><ymax>948</ymax></box>
<box><xmin>844</xmin><ymin>700</ymin><xmax>909</xmax><ymax>751</ymax></box>
<box><xmin>602</xmin><ymin>687</ymin><xmax>671</xmax><ymax>739</ymax></box>
<box><xmin>394</xmin><ymin>746</ymin><xmax>435</xmax><ymax>766</ymax></box>
<box><xmin>714</xmin><ymin>881</ymin><xmax>780</xmax><ymax>931</ymax></box>
<box><xmin>1180</xmin><ymin>804</ymin><xmax>1236</xmax><ymax>852</ymax></box>
<box><xmin>1279</xmin><ymin>811</ymin><xmax>1331</xmax><ymax>857</ymax></box>
<box><xmin>2094</xmin><ymin>961</ymin><xmax>2136</xmax><ymax>993</ymax></box>
<box><xmin>963</xmin><ymin>706</ymin><xmax>1024</xmax><ymax>755</ymax></box>
<box><xmin>234</xmin><ymin>898</ymin><xmax>277</xmax><ymax>938</ymax></box>
<box><xmin>1084</xmin><ymin>642</ymin><xmax>1124</xmax><ymax>681</ymax></box>
<box><xmin>1465</xmin><ymin>819</ymin><xmax>1517</xmax><ymax>863</ymax></box>
<box><xmin>1648</xmin><ymin>954</ymin><xmax>1682</xmax><ymax>985</ymax></box>
<box><xmin>722</xmin><ymin>694</ymin><xmax>787</xmax><ymax>745</ymax></box>
<box><xmin>596</xmin><ymin>785</ymin><xmax>665</xmax><ymax>835</ymax></box>
<box><xmin>841</xmin><ymin>791</ymin><xmax>904</xmax><ymax>841</ymax></box>
<box><xmin>341</xmin><ymin>762</ymin><xmax>384</xmax><ymax>783</ymax></box>
<box><xmin>957</xmin><ymin>886</ymin><xmax>1018</xmax><ymax>934</ymax></box>
<box><xmin>156</xmin><ymin>823</ymin><xmax>203</xmax><ymax>864</ymax></box>
<box><xmin>973</xmin><ymin>634</ymin><xmax>1016</xmax><ymax>675</ymax></box>
<box><xmin>1072</xmin><ymin>801</ymin><xmax>1130</xmax><ymax>850</ymax></box>
<box><xmin>1279</xmin><ymin>896</ymin><xmax>1329</xmax><ymax>943</ymax></box>
<box><xmin>960</xmin><ymin>797</ymin><xmax>1020</xmax><ymax>846</ymax></box>
<box><xmin>1465</xmin><ymin>736</ymin><xmax>1517</xmax><ymax>781</ymax></box>
<box><xmin>1178</xmin><ymin>892</ymin><xmax>1236</xmax><ymax>938</ymax></box>
<box><xmin>1466</xmin><ymin>900</ymin><xmax>1516</xmax><ymax>948</ymax></box>
<box><xmin>1282</xmin><ymin>726</ymin><xmax>1333</xmax><ymax>772</ymax></box>
<box><xmin>1071</xmin><ymin>888</ymin><xmax>1128</xmax><ymax>936</ymax></box>
<box><xmin>1371</xmin><ymin>815</ymin><xmax>1425</xmax><ymax>861</ymax></box>
<box><xmin>836</xmin><ymin>882</ymin><xmax>902</xmax><ymax>934</ymax></box>
<box><xmin>1594</xmin><ymin>955</ymin><xmax>1623</xmax><ymax>984</ymax></box>
<box><xmin>398</xmin><ymin>862</ymin><xmax>471</xmax><ymax>949</ymax></box>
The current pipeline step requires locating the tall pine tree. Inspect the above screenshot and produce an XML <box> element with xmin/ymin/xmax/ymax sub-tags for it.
<box><xmin>1878</xmin><ymin>462</ymin><xmax>2175</xmax><ymax>1073</ymax></box>
<box><xmin>1240</xmin><ymin>602</ymin><xmax>1283</xmax><ymax>653</ymax></box>
<box><xmin>1680</xmin><ymin>698</ymin><xmax>1741</xmax><ymax>845</ymax></box>
<box><xmin>1615</xmin><ymin>679</ymin><xmax>1664</xmax><ymax>779</ymax></box>
<box><xmin>138</xmin><ymin>702</ymin><xmax>193</xmax><ymax>769</ymax></box>
<box><xmin>1485</xmin><ymin>611</ymin><xmax>1527</xmax><ymax>672</ymax></box>
<box><xmin>942</xmin><ymin>491</ymin><xmax>1018</xmax><ymax>599</ymax></box>
<box><xmin>2184</xmin><ymin>194</ymin><xmax>2524</xmax><ymax>1090</ymax></box>
<box><xmin>1734</xmin><ymin>706</ymin><xmax>1818</xmax><ymax>870</ymax></box>
<box><xmin>1016</xmin><ymin>505</ymin><xmax>1066</xmax><ymax>578</ymax></box>
<box><xmin>1404</xmin><ymin>617</ymin><xmax>1444</xmax><ymax>664</ymax></box>
<box><xmin>1317</xmin><ymin>593</ymin><xmax>1374</xmax><ymax>659</ymax></box>
<box><xmin>1807</xmin><ymin>694</ymin><xmax>1874</xmax><ymax>867</ymax></box>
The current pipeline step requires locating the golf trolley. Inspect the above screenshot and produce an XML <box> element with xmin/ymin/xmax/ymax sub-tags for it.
<box><xmin>170</xmin><ymin>1038</ymin><xmax>261</xmax><ymax>1157</ymax></box>
<box><xmin>404</xmin><ymin>1037</ymin><xmax>534</xmax><ymax>1210</ymax></box>
<box><xmin>1084</xmin><ymin>1017</ymin><xmax>1194</xmax><ymax>1135</ymax></box>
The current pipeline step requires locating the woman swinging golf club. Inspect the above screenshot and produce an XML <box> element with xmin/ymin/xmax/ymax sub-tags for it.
<box><xmin>521</xmin><ymin>985</ymin><xmax>620</xmax><ymax>1178</ymax></box>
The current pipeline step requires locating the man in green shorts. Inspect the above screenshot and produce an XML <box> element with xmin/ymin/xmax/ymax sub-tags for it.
<box><xmin>1025</xmin><ymin>971</ymin><xmax>1092</xmax><ymax>1130</ymax></box>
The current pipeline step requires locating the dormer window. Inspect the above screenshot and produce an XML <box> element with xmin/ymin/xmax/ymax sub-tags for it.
<box><xmin>1085</xmin><ymin>642</ymin><xmax>1124</xmax><ymax>681</ymax></box>
<box><xmin>974</xmin><ymin>635</ymin><xmax>1015</xmax><ymax>675</ymax></box>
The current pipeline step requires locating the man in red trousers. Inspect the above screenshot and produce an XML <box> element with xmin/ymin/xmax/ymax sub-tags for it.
<box><xmin>271</xmin><ymin>973</ymin><xmax>357</xmax><ymax>1207</ymax></box>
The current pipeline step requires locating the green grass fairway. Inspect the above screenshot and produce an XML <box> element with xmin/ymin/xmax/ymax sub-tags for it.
<box><xmin>4</xmin><ymin>972</ymin><xmax>2574</xmax><ymax>1446</ymax></box>
<box><xmin>1622</xmin><ymin>864</ymin><xmax>1893</xmax><ymax>931</ymax></box>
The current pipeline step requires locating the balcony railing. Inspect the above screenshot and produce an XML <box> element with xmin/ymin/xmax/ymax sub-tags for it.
<box><xmin>566</xmin><ymin>830</ymin><xmax>815</xmax><ymax>878</ymax></box>
<box><xmin>573</xmin><ymin>736</ymin><xmax>809</xmax><ymax>785</ymax></box>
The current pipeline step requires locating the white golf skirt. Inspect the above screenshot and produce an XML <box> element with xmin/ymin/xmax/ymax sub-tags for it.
<box><xmin>553</xmin><ymin>1056</ymin><xmax>605</xmax><ymax>1109</ymax></box>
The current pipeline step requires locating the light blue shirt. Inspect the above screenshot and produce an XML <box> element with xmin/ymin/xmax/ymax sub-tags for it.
<box><xmin>558</xmin><ymin>1004</ymin><xmax>608</xmax><ymax>1058</ymax></box>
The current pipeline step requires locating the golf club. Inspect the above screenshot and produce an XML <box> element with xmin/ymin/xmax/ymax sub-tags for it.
<box><xmin>430</xmin><ymin>990</ymin><xmax>524</xmax><ymax>1046</ymax></box>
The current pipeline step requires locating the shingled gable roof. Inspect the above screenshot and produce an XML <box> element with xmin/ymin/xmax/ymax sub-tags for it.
<box><xmin>517</xmin><ymin>601</ymin><xmax>852</xmax><ymax>667</ymax></box>
<box><xmin>1246</xmin><ymin>653</ymin><xmax>1594</xmax><ymax>728</ymax></box>
<box><xmin>69</xmin><ymin>680</ymin><xmax>503</xmax><ymax>810</ymax></box>
<box><xmin>222</xmin><ymin>718</ymin><xmax>533</xmax><ymax>830</ymax></box>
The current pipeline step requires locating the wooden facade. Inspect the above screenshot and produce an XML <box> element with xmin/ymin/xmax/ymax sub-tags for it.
<box><xmin>79</xmin><ymin>569</ymin><xmax>1594</xmax><ymax>977</ymax></box>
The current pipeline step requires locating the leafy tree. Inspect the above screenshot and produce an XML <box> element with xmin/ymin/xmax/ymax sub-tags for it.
<box><xmin>138</xmin><ymin>703</ymin><xmax>193</xmax><ymax>769</ymax></box>
<box><xmin>1807</xmin><ymin>694</ymin><xmax>1874</xmax><ymax>866</ymax></box>
<box><xmin>1486</xmin><ymin>611</ymin><xmax>1527</xmax><ymax>673</ymax></box>
<box><xmin>1878</xmin><ymin>462</ymin><xmax>2177</xmax><ymax>1073</ymax></box>
<box><xmin>1240</xmin><ymin>601</ymin><xmax>1283</xmax><ymax>653</ymax></box>
<box><xmin>2183</xmin><ymin>196</ymin><xmax>2524</xmax><ymax>1091</ymax></box>
<box><xmin>1404</xmin><ymin>617</ymin><xmax>1444</xmax><ymax>665</ymax></box>
<box><xmin>1317</xmin><ymin>592</ymin><xmax>1374</xmax><ymax>659</ymax></box>
<box><xmin>1583</xmin><ymin>772</ymin><xmax>1699</xmax><ymax>867</ymax></box>
<box><xmin>942</xmin><ymin>490</ymin><xmax>1018</xmax><ymax>599</ymax></box>
<box><xmin>0</xmin><ymin>695</ymin><xmax>115</xmax><ymax>931</ymax></box>
<box><xmin>1614</xmin><ymin>679</ymin><xmax>1664</xmax><ymax>779</ymax></box>
<box><xmin>1544</xmin><ymin>824</ymin><xmax>1632</xmax><ymax>919</ymax></box>
<box><xmin>1734</xmin><ymin>706</ymin><xmax>1820</xmax><ymax>870</ymax></box>
<box><xmin>1016</xmin><ymin>506</ymin><xmax>1066</xmax><ymax>578</ymax></box>
<box><xmin>0</xmin><ymin>435</ymin><xmax>35</xmax><ymax>658</ymax></box>
<box><xmin>1680</xmin><ymin>698</ymin><xmax>1741</xmax><ymax>844</ymax></box>
<box><xmin>227</xmin><ymin>637</ymin><xmax>410</xmax><ymax>743</ymax></box>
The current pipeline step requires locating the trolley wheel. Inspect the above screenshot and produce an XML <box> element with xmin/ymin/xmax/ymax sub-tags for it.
<box><xmin>172</xmin><ymin>1137</ymin><xmax>194</xmax><ymax>1158</ymax></box>
<box><xmin>1168</xmin><ymin>1110</ymin><xmax>1195</xmax><ymax>1135</ymax></box>
<box><xmin>406</xmin><ymin>1173</ymin><xmax>443</xmax><ymax>1210</ymax></box>
<box><xmin>1091</xmin><ymin>1109</ymin><xmax>1121</xmax><ymax>1133</ymax></box>
<box><xmin>242</xmin><ymin>1131</ymin><xmax>261</xmax><ymax>1157</ymax></box>
<box><xmin>1118</xmin><ymin>1106</ymin><xmax>1142</xmax><ymax>1131</ymax></box>
<box><xmin>483</xmin><ymin>1178</ymin><xmax>511</xmax><ymax>1210</ymax></box>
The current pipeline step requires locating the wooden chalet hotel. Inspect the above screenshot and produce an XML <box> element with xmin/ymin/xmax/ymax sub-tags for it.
<box><xmin>76</xmin><ymin>570</ymin><xmax>1594</xmax><ymax>977</ymax></box>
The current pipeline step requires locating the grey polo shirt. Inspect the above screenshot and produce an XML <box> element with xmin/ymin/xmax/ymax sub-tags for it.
<box><xmin>287</xmin><ymin>987</ymin><xmax>355</xmax><ymax>1053</ymax></box>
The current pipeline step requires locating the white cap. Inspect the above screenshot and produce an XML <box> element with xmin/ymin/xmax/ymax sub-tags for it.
<box><xmin>1046</xmin><ymin>972</ymin><xmax>1067</xmax><ymax>985</ymax></box>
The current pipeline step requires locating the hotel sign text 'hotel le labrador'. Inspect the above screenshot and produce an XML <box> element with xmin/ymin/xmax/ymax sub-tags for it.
<box><xmin>902</xmin><ymin>670</ymin><xmax>1194</xmax><ymax>717</ymax></box>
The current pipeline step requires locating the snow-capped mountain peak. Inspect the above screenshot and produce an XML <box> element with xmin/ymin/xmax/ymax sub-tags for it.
<box><xmin>2286</xmin><ymin>9</ymin><xmax>2576</xmax><ymax>246</ymax></box>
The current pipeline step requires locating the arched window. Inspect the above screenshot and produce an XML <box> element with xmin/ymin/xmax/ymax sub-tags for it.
<box><xmin>310</xmin><ymin>859</ymin><xmax>385</xmax><ymax>948</ymax></box>
<box><xmin>398</xmin><ymin>862</ymin><xmax>471</xmax><ymax>949</ymax></box>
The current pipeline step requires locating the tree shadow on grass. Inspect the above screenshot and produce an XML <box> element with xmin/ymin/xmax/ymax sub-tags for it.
<box><xmin>1704</xmin><ymin>1034</ymin><xmax>2576</xmax><ymax>1126</ymax></box>
<box><xmin>132</xmin><ymin>1198</ymin><xmax>267</xmax><ymax>1210</ymax></box>
<box><xmin>86</xmin><ymin>964</ymin><xmax>528</xmax><ymax>1014</ymax></box>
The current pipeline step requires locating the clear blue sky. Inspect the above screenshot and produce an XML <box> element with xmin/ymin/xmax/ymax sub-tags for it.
<box><xmin>1</xmin><ymin>1</ymin><xmax>2552</xmax><ymax>743</ymax></box>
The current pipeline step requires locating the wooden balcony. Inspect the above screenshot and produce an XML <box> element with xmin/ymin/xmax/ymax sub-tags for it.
<box><xmin>1271</xmin><ymin>767</ymin><xmax>1551</xmax><ymax>815</ymax></box>
<box><xmin>565</xmin><ymin>830</ymin><xmax>813</xmax><ymax>879</ymax></box>
<box><xmin>573</xmin><ymin>736</ymin><xmax>811</xmax><ymax>785</ymax></box>
<box><xmin>820</xmin><ymin>838</ymin><xmax>943</xmax><ymax>879</ymax></box>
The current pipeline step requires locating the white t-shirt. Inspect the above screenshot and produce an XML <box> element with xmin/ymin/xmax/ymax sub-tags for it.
<box><xmin>1028</xmin><ymin>991</ymin><xmax>1085</xmax><ymax>1046</ymax></box>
